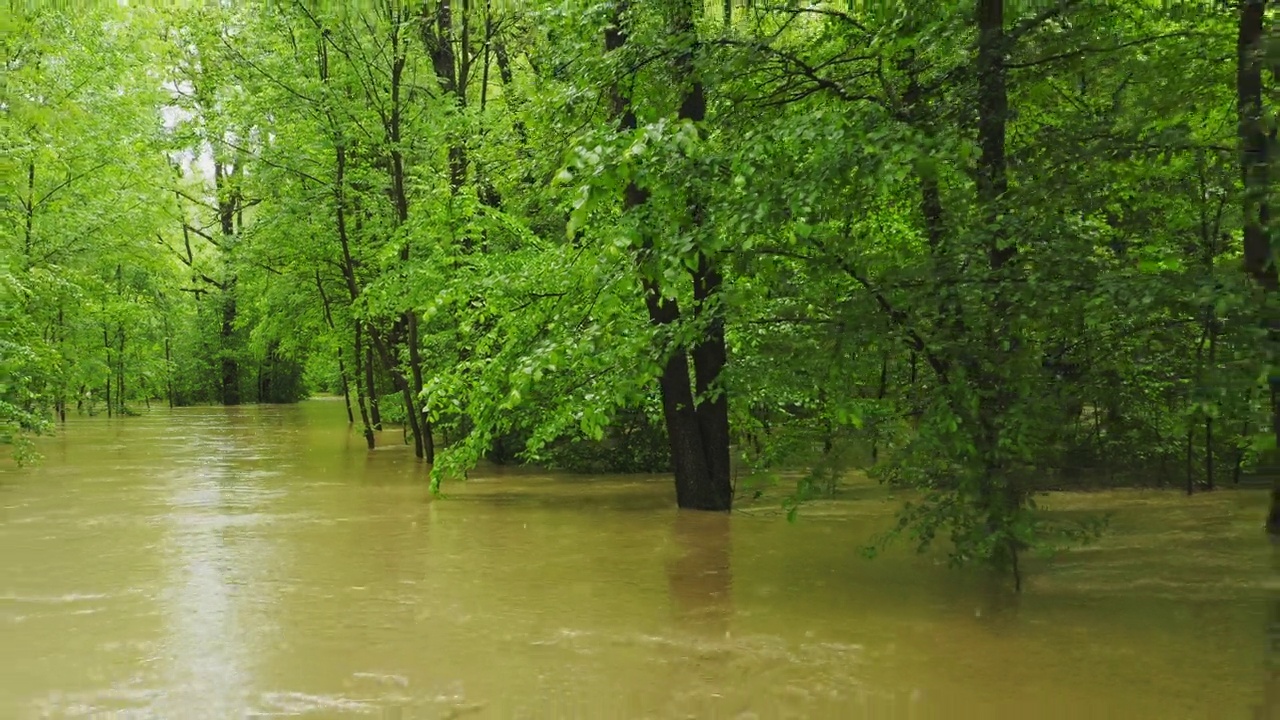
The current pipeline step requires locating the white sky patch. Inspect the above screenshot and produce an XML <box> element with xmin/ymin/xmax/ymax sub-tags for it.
<box><xmin>160</xmin><ymin>87</ymin><xmax>216</xmax><ymax>185</ymax></box>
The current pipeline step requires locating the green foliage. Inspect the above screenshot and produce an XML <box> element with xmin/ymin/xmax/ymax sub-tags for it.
<box><xmin>0</xmin><ymin>269</ymin><xmax>53</xmax><ymax>464</ymax></box>
<box><xmin>6</xmin><ymin>1</ymin><xmax>1274</xmax><ymax>588</ymax></box>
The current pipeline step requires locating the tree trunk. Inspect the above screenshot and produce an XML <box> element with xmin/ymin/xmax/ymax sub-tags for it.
<box><xmin>678</xmin><ymin>3</ymin><xmax>733</xmax><ymax>510</ymax></box>
<box><xmin>117</xmin><ymin>326</ymin><xmax>125</xmax><ymax>416</ymax></box>
<box><xmin>383</xmin><ymin>18</ymin><xmax>431</xmax><ymax>462</ymax></box>
<box><xmin>319</xmin><ymin>27</ymin><xmax>374</xmax><ymax>449</ymax></box>
<box><xmin>315</xmin><ymin>271</ymin><xmax>355</xmax><ymax>424</ymax></box>
<box><xmin>103</xmin><ymin>326</ymin><xmax>112</xmax><ymax>419</ymax></box>
<box><xmin>1206</xmin><ymin>317</ymin><xmax>1217</xmax><ymax>491</ymax></box>
<box><xmin>339</xmin><ymin>351</ymin><xmax>354</xmax><ymax>423</ymax></box>
<box><xmin>56</xmin><ymin>306</ymin><xmax>66</xmax><ymax>422</ymax></box>
<box><xmin>976</xmin><ymin>0</ymin><xmax>1010</xmax><ymax>271</ymax></box>
<box><xmin>408</xmin><ymin>313</ymin><xmax>434</xmax><ymax>462</ymax></box>
<box><xmin>607</xmin><ymin>0</ymin><xmax>732</xmax><ymax>511</ymax></box>
<box><xmin>212</xmin><ymin>155</ymin><xmax>242</xmax><ymax>407</ymax></box>
<box><xmin>646</xmin><ymin>287</ymin><xmax>717</xmax><ymax>509</ymax></box>
<box><xmin>366</xmin><ymin>338</ymin><xmax>382</xmax><ymax>430</ymax></box>
<box><xmin>323</xmin><ymin>24</ymin><xmax>426</xmax><ymax>461</ymax></box>
<box><xmin>352</xmin><ymin>321</ymin><xmax>376</xmax><ymax>449</ymax></box>
<box><xmin>691</xmin><ymin>257</ymin><xmax>733</xmax><ymax>510</ymax></box>
<box><xmin>256</xmin><ymin>355</ymin><xmax>265</xmax><ymax>403</ymax></box>
<box><xmin>1237</xmin><ymin>0</ymin><xmax>1278</xmax><ymax>534</ymax></box>
<box><xmin>220</xmin><ymin>286</ymin><xmax>240</xmax><ymax>406</ymax></box>
<box><xmin>975</xmin><ymin>0</ymin><xmax>1023</xmax><ymax>589</ymax></box>
<box><xmin>23</xmin><ymin>158</ymin><xmax>35</xmax><ymax>261</ymax></box>
<box><xmin>1186</xmin><ymin>424</ymin><xmax>1196</xmax><ymax>496</ymax></box>
<box><xmin>369</xmin><ymin>321</ymin><xmax>426</xmax><ymax>459</ymax></box>
<box><xmin>165</xmin><ymin>335</ymin><xmax>174</xmax><ymax>409</ymax></box>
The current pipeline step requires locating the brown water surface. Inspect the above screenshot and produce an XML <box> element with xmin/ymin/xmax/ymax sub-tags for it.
<box><xmin>0</xmin><ymin>401</ymin><xmax>1274</xmax><ymax>718</ymax></box>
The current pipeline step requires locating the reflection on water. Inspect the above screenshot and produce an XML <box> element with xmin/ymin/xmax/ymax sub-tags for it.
<box><xmin>155</xmin><ymin>414</ymin><xmax>282</xmax><ymax>718</ymax></box>
<box><xmin>0</xmin><ymin>400</ymin><xmax>1273</xmax><ymax>718</ymax></box>
<box><xmin>660</xmin><ymin>511</ymin><xmax>734</xmax><ymax>717</ymax></box>
<box><xmin>667</xmin><ymin>510</ymin><xmax>733</xmax><ymax>633</ymax></box>
<box><xmin>159</xmin><ymin>475</ymin><xmax>251</xmax><ymax>717</ymax></box>
<box><xmin>1262</xmin><ymin>539</ymin><xmax>1280</xmax><ymax>720</ymax></box>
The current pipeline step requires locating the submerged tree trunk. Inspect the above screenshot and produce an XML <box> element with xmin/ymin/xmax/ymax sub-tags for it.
<box><xmin>366</xmin><ymin>338</ymin><xmax>382</xmax><ymax>430</ymax></box>
<box><xmin>220</xmin><ymin>286</ymin><xmax>240</xmax><ymax>406</ymax></box>
<box><xmin>315</xmin><ymin>271</ymin><xmax>355</xmax><ymax>424</ymax></box>
<box><xmin>378</xmin><ymin>14</ymin><xmax>431</xmax><ymax>462</ymax></box>
<box><xmin>606</xmin><ymin>0</ymin><xmax>732</xmax><ymax>511</ymax></box>
<box><xmin>644</xmin><ymin>287</ymin><xmax>721</xmax><ymax>508</ymax></box>
<box><xmin>116</xmin><ymin>326</ymin><xmax>126</xmax><ymax>416</ymax></box>
<box><xmin>975</xmin><ymin>0</ymin><xmax>1024</xmax><ymax>589</ymax></box>
<box><xmin>351</xmin><ymin>321</ymin><xmax>376</xmax><ymax>449</ymax></box>
<box><xmin>1237</xmin><ymin>0</ymin><xmax>1278</xmax><ymax>534</ymax></box>
<box><xmin>318</xmin><ymin>33</ymin><xmax>373</xmax><ymax>448</ymax></box>
<box><xmin>165</xmin><ymin>334</ymin><xmax>174</xmax><ymax>409</ymax></box>
<box><xmin>103</xmin><ymin>326</ymin><xmax>112</xmax><ymax>419</ymax></box>
<box><xmin>211</xmin><ymin>156</ymin><xmax>242</xmax><ymax>407</ymax></box>
<box><xmin>678</xmin><ymin>3</ymin><xmax>733</xmax><ymax>511</ymax></box>
<box><xmin>690</xmin><ymin>241</ymin><xmax>732</xmax><ymax>508</ymax></box>
<box><xmin>339</xmin><ymin>352</ymin><xmax>353</xmax><ymax>423</ymax></box>
<box><xmin>316</xmin><ymin>17</ymin><xmax>426</xmax><ymax>460</ymax></box>
<box><xmin>55</xmin><ymin>306</ymin><xmax>66</xmax><ymax>421</ymax></box>
<box><xmin>408</xmin><ymin>313</ymin><xmax>433</xmax><ymax>462</ymax></box>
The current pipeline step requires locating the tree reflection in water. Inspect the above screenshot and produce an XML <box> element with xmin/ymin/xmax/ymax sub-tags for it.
<box><xmin>666</xmin><ymin>511</ymin><xmax>733</xmax><ymax>636</ymax></box>
<box><xmin>661</xmin><ymin>510</ymin><xmax>736</xmax><ymax>714</ymax></box>
<box><xmin>1261</xmin><ymin>537</ymin><xmax>1280</xmax><ymax>719</ymax></box>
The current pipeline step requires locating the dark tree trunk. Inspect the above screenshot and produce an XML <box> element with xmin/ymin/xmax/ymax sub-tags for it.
<box><xmin>1237</xmin><ymin>0</ymin><xmax>1278</xmax><ymax>534</ymax></box>
<box><xmin>212</xmin><ymin>157</ymin><xmax>242</xmax><ymax>407</ymax></box>
<box><xmin>421</xmin><ymin>0</ymin><xmax>468</xmax><ymax>194</ymax></box>
<box><xmin>220</xmin><ymin>287</ymin><xmax>240</xmax><ymax>406</ymax></box>
<box><xmin>975</xmin><ymin>0</ymin><xmax>1023</xmax><ymax>589</ymax></box>
<box><xmin>369</xmin><ymin>321</ymin><xmax>426</xmax><ymax>459</ymax></box>
<box><xmin>386</xmin><ymin>333</ymin><xmax>425</xmax><ymax>457</ymax></box>
<box><xmin>103</xmin><ymin>326</ymin><xmax>112</xmax><ymax>419</ymax></box>
<box><xmin>324</xmin><ymin>13</ymin><xmax>430</xmax><ymax>463</ymax></box>
<box><xmin>315</xmin><ymin>271</ymin><xmax>355</xmax><ymax>424</ymax></box>
<box><xmin>385</xmin><ymin>19</ymin><xmax>431</xmax><ymax>461</ymax></box>
<box><xmin>1186</xmin><ymin>425</ymin><xmax>1196</xmax><ymax>496</ymax></box>
<box><xmin>56</xmin><ymin>306</ymin><xmax>66</xmax><ymax>421</ymax></box>
<box><xmin>165</xmin><ymin>335</ymin><xmax>174</xmax><ymax>409</ymax></box>
<box><xmin>1206</xmin><ymin>315</ymin><xmax>1217</xmax><ymax>491</ymax></box>
<box><xmin>425</xmin><ymin>0</ymin><xmax>457</xmax><ymax>96</ymax></box>
<box><xmin>117</xmin><ymin>326</ymin><xmax>125</xmax><ymax>416</ymax></box>
<box><xmin>678</xmin><ymin>3</ymin><xmax>733</xmax><ymax>510</ymax></box>
<box><xmin>23</xmin><ymin>158</ymin><xmax>35</xmax><ymax>260</ymax></box>
<box><xmin>408</xmin><ymin>313</ymin><xmax>434</xmax><ymax>463</ymax></box>
<box><xmin>691</xmin><ymin>256</ymin><xmax>733</xmax><ymax>510</ymax></box>
<box><xmin>366</xmin><ymin>338</ymin><xmax>382</xmax><ymax>430</ymax></box>
<box><xmin>646</xmin><ymin>287</ymin><xmax>716</xmax><ymax>508</ymax></box>
<box><xmin>323</xmin><ymin>108</ymin><xmax>376</xmax><ymax>450</ymax></box>
<box><xmin>976</xmin><ymin>0</ymin><xmax>1009</xmax><ymax>269</ymax></box>
<box><xmin>339</xmin><ymin>353</ymin><xmax>354</xmax><ymax>423</ymax></box>
<box><xmin>872</xmin><ymin>354</ymin><xmax>889</xmax><ymax>463</ymax></box>
<box><xmin>493</xmin><ymin>41</ymin><xmax>529</xmax><ymax>150</ymax></box>
<box><xmin>1240</xmin><ymin>0</ymin><xmax>1272</xmax><ymax>291</ymax></box>
<box><xmin>607</xmin><ymin>0</ymin><xmax>732</xmax><ymax>511</ymax></box>
<box><xmin>352</xmin><ymin>321</ymin><xmax>376</xmax><ymax>449</ymax></box>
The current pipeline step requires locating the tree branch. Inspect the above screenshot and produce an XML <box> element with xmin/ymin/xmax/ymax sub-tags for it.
<box><xmin>1008</xmin><ymin>32</ymin><xmax>1203</xmax><ymax>69</ymax></box>
<box><xmin>33</xmin><ymin>160</ymin><xmax>112</xmax><ymax>209</ymax></box>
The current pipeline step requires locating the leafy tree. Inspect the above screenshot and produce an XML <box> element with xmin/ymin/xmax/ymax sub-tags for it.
<box><xmin>5</xmin><ymin>0</ymin><xmax>1276</xmax><ymax>589</ymax></box>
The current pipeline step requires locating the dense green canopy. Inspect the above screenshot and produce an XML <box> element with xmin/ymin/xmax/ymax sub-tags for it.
<box><xmin>2</xmin><ymin>1</ymin><xmax>1276</xmax><ymax>587</ymax></box>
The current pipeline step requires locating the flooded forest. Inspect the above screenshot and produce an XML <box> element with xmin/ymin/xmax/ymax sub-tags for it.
<box><xmin>2</xmin><ymin>1</ymin><xmax>1279</xmax><ymax>717</ymax></box>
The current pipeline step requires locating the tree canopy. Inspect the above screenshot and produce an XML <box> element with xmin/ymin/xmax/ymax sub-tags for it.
<box><xmin>2</xmin><ymin>0</ymin><xmax>1276</xmax><ymax>588</ymax></box>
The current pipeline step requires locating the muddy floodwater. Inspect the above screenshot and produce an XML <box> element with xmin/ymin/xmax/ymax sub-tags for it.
<box><xmin>0</xmin><ymin>401</ymin><xmax>1275</xmax><ymax>718</ymax></box>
